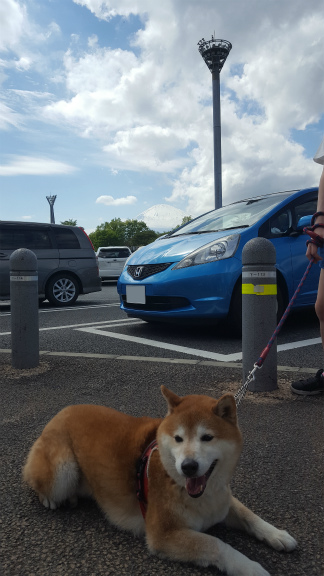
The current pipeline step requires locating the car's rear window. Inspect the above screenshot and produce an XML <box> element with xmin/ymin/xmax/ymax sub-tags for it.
<box><xmin>99</xmin><ymin>249</ymin><xmax>130</xmax><ymax>258</ymax></box>
<box><xmin>53</xmin><ymin>228</ymin><xmax>80</xmax><ymax>249</ymax></box>
<box><xmin>0</xmin><ymin>228</ymin><xmax>52</xmax><ymax>250</ymax></box>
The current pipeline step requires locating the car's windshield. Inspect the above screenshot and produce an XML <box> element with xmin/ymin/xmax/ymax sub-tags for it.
<box><xmin>169</xmin><ymin>191</ymin><xmax>295</xmax><ymax>236</ymax></box>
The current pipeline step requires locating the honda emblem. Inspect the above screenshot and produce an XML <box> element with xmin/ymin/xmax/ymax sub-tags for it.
<box><xmin>134</xmin><ymin>266</ymin><xmax>144</xmax><ymax>278</ymax></box>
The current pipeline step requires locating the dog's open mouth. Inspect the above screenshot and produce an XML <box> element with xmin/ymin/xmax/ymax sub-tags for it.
<box><xmin>185</xmin><ymin>460</ymin><xmax>218</xmax><ymax>498</ymax></box>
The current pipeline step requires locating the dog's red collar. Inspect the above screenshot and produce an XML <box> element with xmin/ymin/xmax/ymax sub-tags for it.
<box><xmin>136</xmin><ymin>439</ymin><xmax>158</xmax><ymax>519</ymax></box>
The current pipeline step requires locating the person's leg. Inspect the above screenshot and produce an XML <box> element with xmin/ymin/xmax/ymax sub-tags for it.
<box><xmin>291</xmin><ymin>268</ymin><xmax>324</xmax><ymax>395</ymax></box>
<box><xmin>315</xmin><ymin>268</ymin><xmax>324</xmax><ymax>350</ymax></box>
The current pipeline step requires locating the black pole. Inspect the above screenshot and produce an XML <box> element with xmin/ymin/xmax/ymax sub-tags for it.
<box><xmin>212</xmin><ymin>70</ymin><xmax>222</xmax><ymax>209</ymax></box>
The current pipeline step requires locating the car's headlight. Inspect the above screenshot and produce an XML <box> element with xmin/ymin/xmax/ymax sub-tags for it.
<box><xmin>172</xmin><ymin>234</ymin><xmax>240</xmax><ymax>270</ymax></box>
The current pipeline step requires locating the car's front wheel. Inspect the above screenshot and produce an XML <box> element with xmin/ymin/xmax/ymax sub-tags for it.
<box><xmin>46</xmin><ymin>274</ymin><xmax>79</xmax><ymax>306</ymax></box>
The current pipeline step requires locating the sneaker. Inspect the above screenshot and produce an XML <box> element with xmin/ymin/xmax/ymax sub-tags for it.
<box><xmin>291</xmin><ymin>369</ymin><xmax>324</xmax><ymax>395</ymax></box>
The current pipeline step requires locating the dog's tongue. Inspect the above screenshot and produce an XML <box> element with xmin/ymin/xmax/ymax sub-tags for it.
<box><xmin>185</xmin><ymin>474</ymin><xmax>207</xmax><ymax>497</ymax></box>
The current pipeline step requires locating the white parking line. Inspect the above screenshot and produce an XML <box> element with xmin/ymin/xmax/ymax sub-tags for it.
<box><xmin>1</xmin><ymin>316</ymin><xmax>321</xmax><ymax>362</ymax></box>
<box><xmin>77</xmin><ymin>326</ymin><xmax>322</xmax><ymax>362</ymax></box>
<box><xmin>0</xmin><ymin>303</ymin><xmax>120</xmax><ymax>316</ymax></box>
<box><xmin>277</xmin><ymin>338</ymin><xmax>322</xmax><ymax>351</ymax></box>
<box><xmin>0</xmin><ymin>318</ymin><xmax>143</xmax><ymax>336</ymax></box>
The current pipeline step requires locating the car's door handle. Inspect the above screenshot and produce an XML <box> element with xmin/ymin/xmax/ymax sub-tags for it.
<box><xmin>0</xmin><ymin>252</ymin><xmax>8</xmax><ymax>258</ymax></box>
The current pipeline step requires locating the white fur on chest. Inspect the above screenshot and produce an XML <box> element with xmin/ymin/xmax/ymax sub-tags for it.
<box><xmin>177</xmin><ymin>482</ymin><xmax>231</xmax><ymax>532</ymax></box>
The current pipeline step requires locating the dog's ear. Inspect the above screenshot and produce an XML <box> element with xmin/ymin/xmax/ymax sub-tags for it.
<box><xmin>161</xmin><ymin>385</ymin><xmax>182</xmax><ymax>414</ymax></box>
<box><xmin>213</xmin><ymin>394</ymin><xmax>237</xmax><ymax>426</ymax></box>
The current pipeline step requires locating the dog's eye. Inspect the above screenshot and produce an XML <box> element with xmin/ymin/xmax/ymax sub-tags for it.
<box><xmin>201</xmin><ymin>434</ymin><xmax>214</xmax><ymax>442</ymax></box>
<box><xmin>174</xmin><ymin>435</ymin><xmax>183</xmax><ymax>443</ymax></box>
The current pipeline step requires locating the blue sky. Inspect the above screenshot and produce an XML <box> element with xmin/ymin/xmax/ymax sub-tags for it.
<box><xmin>1</xmin><ymin>0</ymin><xmax>323</xmax><ymax>233</ymax></box>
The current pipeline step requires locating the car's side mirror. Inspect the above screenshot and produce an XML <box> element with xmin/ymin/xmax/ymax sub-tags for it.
<box><xmin>296</xmin><ymin>215</ymin><xmax>312</xmax><ymax>231</ymax></box>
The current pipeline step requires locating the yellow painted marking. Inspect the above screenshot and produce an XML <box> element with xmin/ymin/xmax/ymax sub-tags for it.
<box><xmin>242</xmin><ymin>283</ymin><xmax>277</xmax><ymax>295</ymax></box>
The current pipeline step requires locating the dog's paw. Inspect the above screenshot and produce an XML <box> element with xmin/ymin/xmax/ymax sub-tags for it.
<box><xmin>247</xmin><ymin>562</ymin><xmax>271</xmax><ymax>576</ymax></box>
<box><xmin>228</xmin><ymin>559</ymin><xmax>270</xmax><ymax>576</ymax></box>
<box><xmin>220</xmin><ymin>545</ymin><xmax>270</xmax><ymax>576</ymax></box>
<box><xmin>39</xmin><ymin>494</ymin><xmax>58</xmax><ymax>510</ymax></box>
<box><xmin>266</xmin><ymin>529</ymin><xmax>297</xmax><ymax>552</ymax></box>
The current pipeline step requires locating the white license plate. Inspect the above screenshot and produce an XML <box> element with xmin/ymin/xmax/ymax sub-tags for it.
<box><xmin>126</xmin><ymin>285</ymin><xmax>146</xmax><ymax>304</ymax></box>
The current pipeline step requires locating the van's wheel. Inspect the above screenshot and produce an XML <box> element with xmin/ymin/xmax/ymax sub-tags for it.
<box><xmin>46</xmin><ymin>274</ymin><xmax>79</xmax><ymax>306</ymax></box>
<box><xmin>227</xmin><ymin>282</ymin><xmax>285</xmax><ymax>338</ymax></box>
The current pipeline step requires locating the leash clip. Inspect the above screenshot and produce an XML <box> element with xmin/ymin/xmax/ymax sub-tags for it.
<box><xmin>234</xmin><ymin>363</ymin><xmax>260</xmax><ymax>407</ymax></box>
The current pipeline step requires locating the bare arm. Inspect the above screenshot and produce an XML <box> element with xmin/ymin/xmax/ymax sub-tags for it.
<box><xmin>306</xmin><ymin>167</ymin><xmax>324</xmax><ymax>262</ymax></box>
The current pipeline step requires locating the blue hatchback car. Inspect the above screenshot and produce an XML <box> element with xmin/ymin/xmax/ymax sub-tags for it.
<box><xmin>117</xmin><ymin>187</ymin><xmax>319</xmax><ymax>331</ymax></box>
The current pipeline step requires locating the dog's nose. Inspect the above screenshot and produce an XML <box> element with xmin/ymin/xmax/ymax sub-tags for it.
<box><xmin>181</xmin><ymin>458</ymin><xmax>199</xmax><ymax>477</ymax></box>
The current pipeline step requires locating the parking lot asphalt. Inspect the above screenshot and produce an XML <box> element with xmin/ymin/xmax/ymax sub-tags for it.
<box><xmin>1</xmin><ymin>350</ymin><xmax>323</xmax><ymax>576</ymax></box>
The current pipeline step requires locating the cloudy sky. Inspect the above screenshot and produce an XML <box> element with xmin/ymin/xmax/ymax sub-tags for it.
<box><xmin>1</xmin><ymin>0</ymin><xmax>323</xmax><ymax>232</ymax></box>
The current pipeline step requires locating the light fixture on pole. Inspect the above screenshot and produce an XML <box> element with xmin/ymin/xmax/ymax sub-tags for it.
<box><xmin>198</xmin><ymin>36</ymin><xmax>232</xmax><ymax>209</ymax></box>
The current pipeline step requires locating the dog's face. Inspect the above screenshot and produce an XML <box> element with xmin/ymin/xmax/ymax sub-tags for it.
<box><xmin>157</xmin><ymin>386</ymin><xmax>243</xmax><ymax>498</ymax></box>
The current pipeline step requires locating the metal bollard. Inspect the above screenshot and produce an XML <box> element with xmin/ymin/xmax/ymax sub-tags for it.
<box><xmin>10</xmin><ymin>248</ymin><xmax>39</xmax><ymax>369</ymax></box>
<box><xmin>242</xmin><ymin>238</ymin><xmax>277</xmax><ymax>391</ymax></box>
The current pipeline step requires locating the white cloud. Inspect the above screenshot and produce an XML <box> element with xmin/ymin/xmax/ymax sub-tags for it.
<box><xmin>0</xmin><ymin>0</ymin><xmax>26</xmax><ymax>52</ymax></box>
<box><xmin>103</xmin><ymin>125</ymin><xmax>192</xmax><ymax>173</ymax></box>
<box><xmin>88</xmin><ymin>34</ymin><xmax>98</xmax><ymax>48</ymax></box>
<box><xmin>0</xmin><ymin>156</ymin><xmax>77</xmax><ymax>176</ymax></box>
<box><xmin>15</xmin><ymin>56</ymin><xmax>32</xmax><ymax>71</ymax></box>
<box><xmin>0</xmin><ymin>101</ymin><xmax>22</xmax><ymax>130</ymax></box>
<box><xmin>96</xmin><ymin>195</ymin><xmax>137</xmax><ymax>206</ymax></box>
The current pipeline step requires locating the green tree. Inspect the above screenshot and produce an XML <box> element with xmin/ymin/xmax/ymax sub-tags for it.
<box><xmin>61</xmin><ymin>219</ymin><xmax>77</xmax><ymax>226</ymax></box>
<box><xmin>88</xmin><ymin>222</ymin><xmax>122</xmax><ymax>250</ymax></box>
<box><xmin>88</xmin><ymin>219</ymin><xmax>159</xmax><ymax>251</ymax></box>
<box><xmin>124</xmin><ymin>219</ymin><xmax>159</xmax><ymax>246</ymax></box>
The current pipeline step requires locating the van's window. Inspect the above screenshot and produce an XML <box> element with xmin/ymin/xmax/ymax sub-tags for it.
<box><xmin>0</xmin><ymin>228</ymin><xmax>52</xmax><ymax>250</ymax></box>
<box><xmin>54</xmin><ymin>228</ymin><xmax>80</xmax><ymax>249</ymax></box>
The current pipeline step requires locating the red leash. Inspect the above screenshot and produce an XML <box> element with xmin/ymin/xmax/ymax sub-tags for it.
<box><xmin>255</xmin><ymin>257</ymin><xmax>315</xmax><ymax>368</ymax></box>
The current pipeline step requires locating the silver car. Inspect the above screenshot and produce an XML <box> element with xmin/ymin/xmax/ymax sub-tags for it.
<box><xmin>96</xmin><ymin>246</ymin><xmax>132</xmax><ymax>280</ymax></box>
<box><xmin>0</xmin><ymin>221</ymin><xmax>101</xmax><ymax>306</ymax></box>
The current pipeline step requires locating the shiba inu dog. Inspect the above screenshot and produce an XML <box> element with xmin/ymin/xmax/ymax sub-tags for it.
<box><xmin>23</xmin><ymin>387</ymin><xmax>297</xmax><ymax>576</ymax></box>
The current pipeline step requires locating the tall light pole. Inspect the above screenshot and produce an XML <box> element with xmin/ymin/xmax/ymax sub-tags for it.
<box><xmin>46</xmin><ymin>195</ymin><xmax>57</xmax><ymax>224</ymax></box>
<box><xmin>198</xmin><ymin>37</ymin><xmax>232</xmax><ymax>209</ymax></box>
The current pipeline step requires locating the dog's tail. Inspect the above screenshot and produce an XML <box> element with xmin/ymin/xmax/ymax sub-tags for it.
<box><xmin>23</xmin><ymin>432</ymin><xmax>79</xmax><ymax>510</ymax></box>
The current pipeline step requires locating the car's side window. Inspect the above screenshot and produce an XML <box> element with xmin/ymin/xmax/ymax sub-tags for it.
<box><xmin>292</xmin><ymin>199</ymin><xmax>317</xmax><ymax>227</ymax></box>
<box><xmin>53</xmin><ymin>228</ymin><xmax>80</xmax><ymax>249</ymax></box>
<box><xmin>0</xmin><ymin>228</ymin><xmax>52</xmax><ymax>250</ymax></box>
<box><xmin>269</xmin><ymin>210</ymin><xmax>291</xmax><ymax>236</ymax></box>
<box><xmin>259</xmin><ymin>195</ymin><xmax>318</xmax><ymax>239</ymax></box>
<box><xmin>259</xmin><ymin>210</ymin><xmax>292</xmax><ymax>238</ymax></box>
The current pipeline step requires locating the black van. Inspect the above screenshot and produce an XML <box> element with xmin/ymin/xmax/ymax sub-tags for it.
<box><xmin>0</xmin><ymin>221</ymin><xmax>101</xmax><ymax>306</ymax></box>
